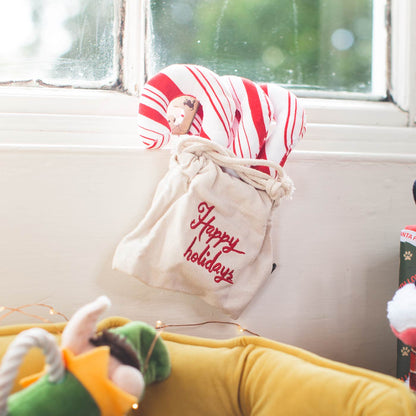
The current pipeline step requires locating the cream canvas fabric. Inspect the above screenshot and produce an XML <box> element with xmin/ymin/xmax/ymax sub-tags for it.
<box><xmin>113</xmin><ymin>137</ymin><xmax>294</xmax><ymax>318</ymax></box>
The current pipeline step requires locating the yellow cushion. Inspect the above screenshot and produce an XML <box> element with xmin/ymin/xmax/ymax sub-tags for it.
<box><xmin>0</xmin><ymin>318</ymin><xmax>415</xmax><ymax>416</ymax></box>
<box><xmin>141</xmin><ymin>333</ymin><xmax>416</xmax><ymax>416</ymax></box>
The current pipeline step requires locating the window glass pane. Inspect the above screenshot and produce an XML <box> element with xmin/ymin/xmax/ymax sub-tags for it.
<box><xmin>149</xmin><ymin>0</ymin><xmax>382</xmax><ymax>96</ymax></box>
<box><xmin>0</xmin><ymin>0</ymin><xmax>116</xmax><ymax>84</ymax></box>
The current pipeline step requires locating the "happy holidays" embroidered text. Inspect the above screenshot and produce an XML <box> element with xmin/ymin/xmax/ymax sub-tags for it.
<box><xmin>183</xmin><ymin>202</ymin><xmax>245</xmax><ymax>284</ymax></box>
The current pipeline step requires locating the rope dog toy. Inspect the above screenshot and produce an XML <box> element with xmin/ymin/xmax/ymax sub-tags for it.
<box><xmin>0</xmin><ymin>297</ymin><xmax>170</xmax><ymax>416</ymax></box>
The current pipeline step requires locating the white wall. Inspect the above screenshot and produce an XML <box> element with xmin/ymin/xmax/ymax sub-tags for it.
<box><xmin>0</xmin><ymin>138</ymin><xmax>415</xmax><ymax>376</ymax></box>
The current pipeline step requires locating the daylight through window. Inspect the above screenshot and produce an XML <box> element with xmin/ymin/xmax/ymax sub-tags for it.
<box><xmin>0</xmin><ymin>0</ymin><xmax>388</xmax><ymax>98</ymax></box>
<box><xmin>149</xmin><ymin>0</ymin><xmax>387</xmax><ymax>98</ymax></box>
<box><xmin>0</xmin><ymin>0</ymin><xmax>117</xmax><ymax>86</ymax></box>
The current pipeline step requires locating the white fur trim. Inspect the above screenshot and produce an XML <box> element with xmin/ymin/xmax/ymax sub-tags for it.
<box><xmin>387</xmin><ymin>283</ymin><xmax>416</xmax><ymax>332</ymax></box>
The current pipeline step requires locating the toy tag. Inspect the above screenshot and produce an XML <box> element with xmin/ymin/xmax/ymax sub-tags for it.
<box><xmin>167</xmin><ymin>95</ymin><xmax>199</xmax><ymax>135</ymax></box>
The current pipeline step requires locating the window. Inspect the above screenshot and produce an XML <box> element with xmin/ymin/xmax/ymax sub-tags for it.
<box><xmin>0</xmin><ymin>0</ymin><xmax>118</xmax><ymax>87</ymax></box>
<box><xmin>0</xmin><ymin>0</ymin><xmax>414</xmax><ymax>147</ymax></box>
<box><xmin>0</xmin><ymin>0</ymin><xmax>386</xmax><ymax>97</ymax></box>
<box><xmin>149</xmin><ymin>0</ymin><xmax>386</xmax><ymax>99</ymax></box>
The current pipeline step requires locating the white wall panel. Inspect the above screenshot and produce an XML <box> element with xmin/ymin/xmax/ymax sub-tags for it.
<box><xmin>0</xmin><ymin>144</ymin><xmax>415</xmax><ymax>376</ymax></box>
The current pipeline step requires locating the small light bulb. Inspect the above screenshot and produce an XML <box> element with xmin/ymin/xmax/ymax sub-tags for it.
<box><xmin>49</xmin><ymin>309</ymin><xmax>55</xmax><ymax>315</ymax></box>
<box><xmin>156</xmin><ymin>320</ymin><xmax>163</xmax><ymax>329</ymax></box>
<box><xmin>238</xmin><ymin>325</ymin><xmax>244</xmax><ymax>333</ymax></box>
<box><xmin>132</xmin><ymin>403</ymin><xmax>139</xmax><ymax>410</ymax></box>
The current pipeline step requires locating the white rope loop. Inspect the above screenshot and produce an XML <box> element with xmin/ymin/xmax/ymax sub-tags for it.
<box><xmin>0</xmin><ymin>328</ymin><xmax>65</xmax><ymax>416</ymax></box>
<box><xmin>176</xmin><ymin>136</ymin><xmax>294</xmax><ymax>202</ymax></box>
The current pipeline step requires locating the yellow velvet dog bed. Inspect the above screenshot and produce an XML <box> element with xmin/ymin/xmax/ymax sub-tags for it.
<box><xmin>0</xmin><ymin>317</ymin><xmax>415</xmax><ymax>416</ymax></box>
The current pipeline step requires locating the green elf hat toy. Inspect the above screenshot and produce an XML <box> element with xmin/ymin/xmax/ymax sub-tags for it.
<box><xmin>0</xmin><ymin>296</ymin><xmax>171</xmax><ymax>416</ymax></box>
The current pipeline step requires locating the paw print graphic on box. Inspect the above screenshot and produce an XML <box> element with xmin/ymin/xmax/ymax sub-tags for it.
<box><xmin>401</xmin><ymin>346</ymin><xmax>411</xmax><ymax>357</ymax></box>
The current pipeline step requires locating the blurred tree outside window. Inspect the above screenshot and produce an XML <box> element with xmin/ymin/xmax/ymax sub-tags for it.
<box><xmin>149</xmin><ymin>0</ymin><xmax>386</xmax><ymax>97</ymax></box>
<box><xmin>0</xmin><ymin>0</ymin><xmax>386</xmax><ymax>98</ymax></box>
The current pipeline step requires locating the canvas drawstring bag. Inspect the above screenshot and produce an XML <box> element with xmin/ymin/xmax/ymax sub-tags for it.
<box><xmin>113</xmin><ymin>136</ymin><xmax>294</xmax><ymax>318</ymax></box>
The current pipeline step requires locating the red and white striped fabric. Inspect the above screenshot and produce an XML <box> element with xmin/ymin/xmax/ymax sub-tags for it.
<box><xmin>138</xmin><ymin>64</ymin><xmax>306</xmax><ymax>167</ymax></box>
<box><xmin>138</xmin><ymin>64</ymin><xmax>235</xmax><ymax>149</ymax></box>
<box><xmin>222</xmin><ymin>75</ymin><xmax>273</xmax><ymax>161</ymax></box>
<box><xmin>260</xmin><ymin>83</ymin><xmax>307</xmax><ymax>168</ymax></box>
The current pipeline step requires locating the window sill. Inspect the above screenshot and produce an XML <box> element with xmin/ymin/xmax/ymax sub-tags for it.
<box><xmin>303</xmin><ymin>98</ymin><xmax>409</xmax><ymax>127</ymax></box>
<box><xmin>0</xmin><ymin>87</ymin><xmax>415</xmax><ymax>157</ymax></box>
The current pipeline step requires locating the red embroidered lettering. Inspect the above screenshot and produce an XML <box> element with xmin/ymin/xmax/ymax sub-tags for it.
<box><xmin>190</xmin><ymin>202</ymin><xmax>245</xmax><ymax>255</ymax></box>
<box><xmin>214</xmin><ymin>270</ymin><xmax>234</xmax><ymax>284</ymax></box>
<box><xmin>184</xmin><ymin>202</ymin><xmax>245</xmax><ymax>285</ymax></box>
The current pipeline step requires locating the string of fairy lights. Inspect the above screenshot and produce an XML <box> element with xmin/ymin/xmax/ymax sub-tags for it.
<box><xmin>0</xmin><ymin>303</ymin><xmax>259</xmax><ymax>415</ymax></box>
<box><xmin>0</xmin><ymin>303</ymin><xmax>260</xmax><ymax>337</ymax></box>
<box><xmin>155</xmin><ymin>320</ymin><xmax>260</xmax><ymax>336</ymax></box>
<box><xmin>0</xmin><ymin>303</ymin><xmax>69</xmax><ymax>323</ymax></box>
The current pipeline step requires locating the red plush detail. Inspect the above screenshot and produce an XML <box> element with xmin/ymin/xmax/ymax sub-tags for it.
<box><xmin>391</xmin><ymin>325</ymin><xmax>416</xmax><ymax>347</ymax></box>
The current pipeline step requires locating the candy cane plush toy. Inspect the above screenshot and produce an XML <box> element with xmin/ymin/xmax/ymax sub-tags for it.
<box><xmin>138</xmin><ymin>64</ymin><xmax>306</xmax><ymax>168</ymax></box>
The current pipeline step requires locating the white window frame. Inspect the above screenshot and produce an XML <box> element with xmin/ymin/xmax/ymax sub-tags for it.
<box><xmin>0</xmin><ymin>0</ymin><xmax>414</xmax><ymax>154</ymax></box>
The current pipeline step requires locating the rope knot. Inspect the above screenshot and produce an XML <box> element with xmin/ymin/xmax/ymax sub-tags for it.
<box><xmin>266</xmin><ymin>175</ymin><xmax>295</xmax><ymax>201</ymax></box>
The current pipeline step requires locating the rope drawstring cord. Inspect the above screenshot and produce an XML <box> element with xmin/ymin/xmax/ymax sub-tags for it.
<box><xmin>175</xmin><ymin>137</ymin><xmax>294</xmax><ymax>201</ymax></box>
